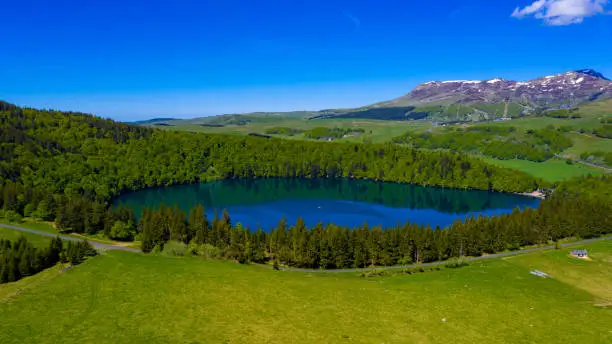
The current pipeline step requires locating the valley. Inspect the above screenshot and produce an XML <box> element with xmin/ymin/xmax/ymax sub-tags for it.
<box><xmin>3</xmin><ymin>2</ymin><xmax>612</xmax><ymax>342</ymax></box>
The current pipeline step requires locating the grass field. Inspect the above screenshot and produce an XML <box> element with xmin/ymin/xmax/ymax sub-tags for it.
<box><xmin>562</xmin><ymin>132</ymin><xmax>612</xmax><ymax>158</ymax></box>
<box><xmin>482</xmin><ymin>157</ymin><xmax>603</xmax><ymax>182</ymax></box>
<box><xmin>0</xmin><ymin>227</ymin><xmax>610</xmax><ymax>344</ymax></box>
<box><xmin>0</xmin><ymin>226</ymin><xmax>52</xmax><ymax>247</ymax></box>
<box><xmin>0</xmin><ymin>219</ymin><xmax>59</xmax><ymax>234</ymax></box>
<box><xmin>167</xmin><ymin>117</ymin><xmax>430</xmax><ymax>143</ymax></box>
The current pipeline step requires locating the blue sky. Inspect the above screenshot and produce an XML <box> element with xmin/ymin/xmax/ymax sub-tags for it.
<box><xmin>1</xmin><ymin>0</ymin><xmax>611</xmax><ymax>120</ymax></box>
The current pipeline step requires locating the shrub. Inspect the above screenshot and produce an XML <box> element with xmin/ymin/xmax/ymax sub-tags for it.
<box><xmin>185</xmin><ymin>242</ymin><xmax>221</xmax><ymax>259</ymax></box>
<box><xmin>109</xmin><ymin>220</ymin><xmax>134</xmax><ymax>241</ymax></box>
<box><xmin>445</xmin><ymin>257</ymin><xmax>469</xmax><ymax>269</ymax></box>
<box><xmin>162</xmin><ymin>240</ymin><xmax>188</xmax><ymax>257</ymax></box>
<box><xmin>151</xmin><ymin>244</ymin><xmax>164</xmax><ymax>255</ymax></box>
<box><xmin>33</xmin><ymin>200</ymin><xmax>55</xmax><ymax>221</ymax></box>
<box><xmin>23</xmin><ymin>203</ymin><xmax>36</xmax><ymax>217</ymax></box>
<box><xmin>0</xmin><ymin>210</ymin><xmax>23</xmax><ymax>223</ymax></box>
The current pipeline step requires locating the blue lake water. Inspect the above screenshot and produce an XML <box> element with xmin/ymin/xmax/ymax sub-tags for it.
<box><xmin>113</xmin><ymin>178</ymin><xmax>540</xmax><ymax>230</ymax></box>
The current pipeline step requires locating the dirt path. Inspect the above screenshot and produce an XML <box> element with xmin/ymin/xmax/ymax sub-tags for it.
<box><xmin>0</xmin><ymin>223</ymin><xmax>140</xmax><ymax>253</ymax></box>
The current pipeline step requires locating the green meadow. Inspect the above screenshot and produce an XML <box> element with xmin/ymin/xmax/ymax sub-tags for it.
<box><xmin>0</xmin><ymin>226</ymin><xmax>610</xmax><ymax>344</ymax></box>
<box><xmin>166</xmin><ymin>117</ymin><xmax>431</xmax><ymax>143</ymax></box>
<box><xmin>481</xmin><ymin>157</ymin><xmax>603</xmax><ymax>182</ymax></box>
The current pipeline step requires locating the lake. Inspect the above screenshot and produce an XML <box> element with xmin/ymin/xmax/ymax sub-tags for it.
<box><xmin>113</xmin><ymin>178</ymin><xmax>540</xmax><ymax>230</ymax></box>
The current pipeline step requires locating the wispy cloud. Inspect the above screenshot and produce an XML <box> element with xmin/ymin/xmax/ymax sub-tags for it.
<box><xmin>511</xmin><ymin>0</ymin><xmax>609</xmax><ymax>25</ymax></box>
<box><xmin>341</xmin><ymin>10</ymin><xmax>361</xmax><ymax>31</ymax></box>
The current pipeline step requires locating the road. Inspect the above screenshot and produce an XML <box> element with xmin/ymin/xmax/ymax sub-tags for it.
<box><xmin>272</xmin><ymin>235</ymin><xmax>612</xmax><ymax>273</ymax></box>
<box><xmin>2</xmin><ymin>223</ymin><xmax>610</xmax><ymax>273</ymax></box>
<box><xmin>0</xmin><ymin>223</ymin><xmax>140</xmax><ymax>253</ymax></box>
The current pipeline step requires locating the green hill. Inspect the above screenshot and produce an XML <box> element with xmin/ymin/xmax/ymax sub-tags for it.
<box><xmin>0</xmin><ymin>235</ymin><xmax>610</xmax><ymax>344</ymax></box>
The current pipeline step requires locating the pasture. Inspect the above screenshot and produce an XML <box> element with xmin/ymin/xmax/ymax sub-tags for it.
<box><xmin>0</xmin><ymin>227</ymin><xmax>610</xmax><ymax>344</ymax></box>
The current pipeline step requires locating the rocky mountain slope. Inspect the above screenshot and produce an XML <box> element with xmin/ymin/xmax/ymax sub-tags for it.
<box><xmin>385</xmin><ymin>69</ymin><xmax>612</xmax><ymax>108</ymax></box>
<box><xmin>306</xmin><ymin>69</ymin><xmax>611</xmax><ymax>123</ymax></box>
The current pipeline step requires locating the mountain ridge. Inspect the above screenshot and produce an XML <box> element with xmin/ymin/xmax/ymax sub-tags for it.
<box><xmin>383</xmin><ymin>69</ymin><xmax>612</xmax><ymax>108</ymax></box>
<box><xmin>134</xmin><ymin>69</ymin><xmax>612</xmax><ymax>125</ymax></box>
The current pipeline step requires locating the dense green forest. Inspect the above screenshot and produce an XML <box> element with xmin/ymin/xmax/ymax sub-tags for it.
<box><xmin>0</xmin><ymin>236</ymin><xmax>96</xmax><ymax>284</ymax></box>
<box><xmin>0</xmin><ymin>100</ymin><xmax>539</xmax><ymax>204</ymax></box>
<box><xmin>392</xmin><ymin>126</ymin><xmax>573</xmax><ymax>162</ymax></box>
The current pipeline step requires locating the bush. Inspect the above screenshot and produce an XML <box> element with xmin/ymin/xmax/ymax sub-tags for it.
<box><xmin>59</xmin><ymin>240</ymin><xmax>97</xmax><ymax>265</ymax></box>
<box><xmin>33</xmin><ymin>200</ymin><xmax>55</xmax><ymax>221</ymax></box>
<box><xmin>23</xmin><ymin>203</ymin><xmax>36</xmax><ymax>217</ymax></box>
<box><xmin>186</xmin><ymin>242</ymin><xmax>222</xmax><ymax>259</ymax></box>
<box><xmin>162</xmin><ymin>240</ymin><xmax>188</xmax><ymax>257</ymax></box>
<box><xmin>0</xmin><ymin>210</ymin><xmax>23</xmax><ymax>223</ymax></box>
<box><xmin>151</xmin><ymin>244</ymin><xmax>164</xmax><ymax>254</ymax></box>
<box><xmin>444</xmin><ymin>257</ymin><xmax>469</xmax><ymax>269</ymax></box>
<box><xmin>109</xmin><ymin>220</ymin><xmax>134</xmax><ymax>241</ymax></box>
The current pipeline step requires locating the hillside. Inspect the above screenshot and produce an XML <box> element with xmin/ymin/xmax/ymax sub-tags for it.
<box><xmin>0</xmin><ymin>235</ymin><xmax>611</xmax><ymax>344</ymax></box>
<box><xmin>328</xmin><ymin>69</ymin><xmax>612</xmax><ymax>123</ymax></box>
<box><xmin>139</xmin><ymin>69</ymin><xmax>612</xmax><ymax>126</ymax></box>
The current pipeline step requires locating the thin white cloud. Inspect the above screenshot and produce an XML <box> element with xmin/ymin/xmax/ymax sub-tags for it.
<box><xmin>341</xmin><ymin>10</ymin><xmax>361</xmax><ymax>31</ymax></box>
<box><xmin>511</xmin><ymin>0</ymin><xmax>609</xmax><ymax>25</ymax></box>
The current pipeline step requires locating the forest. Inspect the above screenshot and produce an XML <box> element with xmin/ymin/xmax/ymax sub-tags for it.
<box><xmin>392</xmin><ymin>126</ymin><xmax>573</xmax><ymax>162</ymax></box>
<box><xmin>0</xmin><ymin>236</ymin><xmax>96</xmax><ymax>284</ymax></box>
<box><xmin>0</xmin><ymin>100</ymin><xmax>539</xmax><ymax>204</ymax></box>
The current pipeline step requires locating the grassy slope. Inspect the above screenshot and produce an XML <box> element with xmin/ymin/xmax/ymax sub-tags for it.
<box><xmin>0</xmin><ymin>226</ymin><xmax>52</xmax><ymax>247</ymax></box>
<box><xmin>482</xmin><ymin>157</ymin><xmax>603</xmax><ymax>182</ymax></box>
<box><xmin>0</xmin><ymin>237</ymin><xmax>610</xmax><ymax>344</ymax></box>
<box><xmin>163</xmin><ymin>117</ymin><xmax>431</xmax><ymax>143</ymax></box>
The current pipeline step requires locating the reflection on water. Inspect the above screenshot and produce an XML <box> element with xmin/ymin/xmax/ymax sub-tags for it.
<box><xmin>114</xmin><ymin>178</ymin><xmax>540</xmax><ymax>230</ymax></box>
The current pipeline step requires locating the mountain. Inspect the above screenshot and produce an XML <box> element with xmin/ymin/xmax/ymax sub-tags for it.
<box><xmin>133</xmin><ymin>69</ymin><xmax>612</xmax><ymax>125</ymax></box>
<box><xmin>385</xmin><ymin>69</ymin><xmax>612</xmax><ymax>108</ymax></box>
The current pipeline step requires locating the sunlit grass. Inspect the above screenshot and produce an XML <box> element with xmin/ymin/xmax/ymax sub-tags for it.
<box><xmin>0</xmin><ymin>237</ymin><xmax>610</xmax><ymax>344</ymax></box>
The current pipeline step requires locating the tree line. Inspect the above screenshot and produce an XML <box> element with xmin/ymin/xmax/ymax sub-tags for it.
<box><xmin>0</xmin><ymin>236</ymin><xmax>96</xmax><ymax>284</ymax></box>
